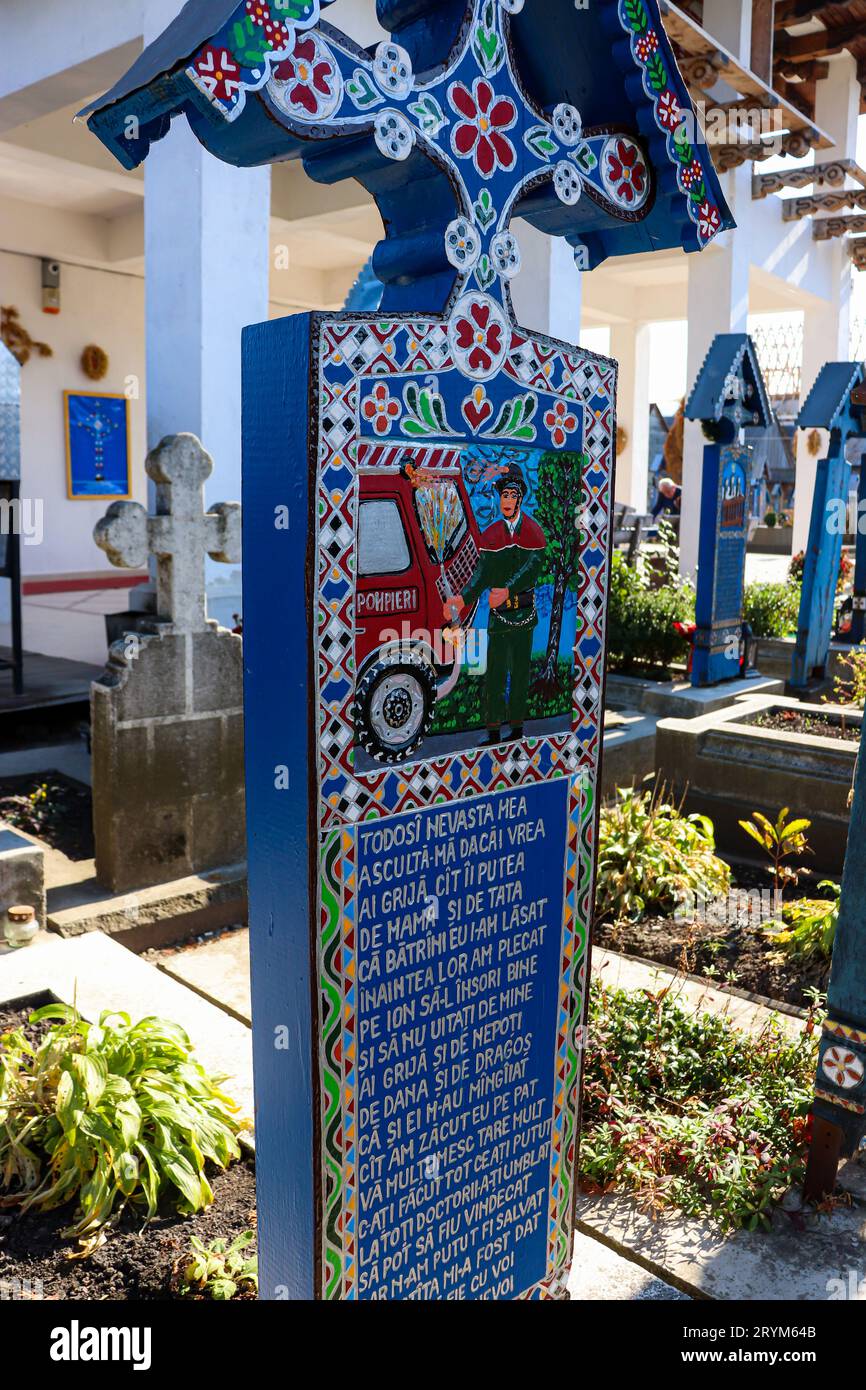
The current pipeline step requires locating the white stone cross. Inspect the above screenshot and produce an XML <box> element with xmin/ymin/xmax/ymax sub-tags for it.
<box><xmin>94</xmin><ymin>433</ymin><xmax>240</xmax><ymax>634</ymax></box>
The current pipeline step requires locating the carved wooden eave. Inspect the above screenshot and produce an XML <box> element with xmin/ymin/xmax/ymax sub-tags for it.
<box><xmin>774</xmin><ymin>2</ymin><xmax>866</xmax><ymax>116</ymax></box>
<box><xmin>813</xmin><ymin>213</ymin><xmax>866</xmax><ymax>240</ymax></box>
<box><xmin>850</xmin><ymin>238</ymin><xmax>866</xmax><ymax>270</ymax></box>
<box><xmin>782</xmin><ymin>188</ymin><xmax>866</xmax><ymax>219</ymax></box>
<box><xmin>658</xmin><ymin>0</ymin><xmax>833</xmax><ymax>167</ymax></box>
<box><xmin>753</xmin><ymin>157</ymin><xmax>866</xmax><ymax>199</ymax></box>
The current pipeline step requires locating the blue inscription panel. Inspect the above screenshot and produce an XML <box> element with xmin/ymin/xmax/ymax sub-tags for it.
<box><xmin>354</xmin><ymin>778</ymin><xmax>568</xmax><ymax>1301</ymax></box>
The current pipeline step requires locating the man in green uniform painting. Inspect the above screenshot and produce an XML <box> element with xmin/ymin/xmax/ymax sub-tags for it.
<box><xmin>444</xmin><ymin>465</ymin><xmax>547</xmax><ymax>744</ymax></box>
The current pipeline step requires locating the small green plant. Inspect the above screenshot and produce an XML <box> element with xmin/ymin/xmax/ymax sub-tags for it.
<box><xmin>0</xmin><ymin>1005</ymin><xmax>245</xmax><ymax>1254</ymax></box>
<box><xmin>763</xmin><ymin>510</ymin><xmax>777</xmax><ymax>528</ymax></box>
<box><xmin>580</xmin><ymin>982</ymin><xmax>817</xmax><ymax>1231</ymax></box>
<box><xmin>178</xmin><ymin>1231</ymin><xmax>258</xmax><ymax>1300</ymax></box>
<box><xmin>739</xmin><ymin>808</ymin><xmax>811</xmax><ymax>895</ymax></box>
<box><xmin>596</xmin><ymin>784</ymin><xmax>730</xmax><ymax>923</ymax></box>
<box><xmin>743</xmin><ymin>581</ymin><xmax>801</xmax><ymax>639</ymax></box>
<box><xmin>764</xmin><ymin>882</ymin><xmax>840</xmax><ymax>964</ymax></box>
<box><xmin>829</xmin><ymin>643</ymin><xmax>866</xmax><ymax>707</ymax></box>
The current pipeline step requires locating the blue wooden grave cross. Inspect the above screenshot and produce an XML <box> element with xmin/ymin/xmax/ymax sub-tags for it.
<box><xmin>790</xmin><ymin>362</ymin><xmax>866</xmax><ymax>691</ymax></box>
<box><xmin>84</xmin><ymin>0</ymin><xmax>731</xmax><ymax>1301</ymax></box>
<box><xmin>685</xmin><ymin>334</ymin><xmax>772</xmax><ymax>687</ymax></box>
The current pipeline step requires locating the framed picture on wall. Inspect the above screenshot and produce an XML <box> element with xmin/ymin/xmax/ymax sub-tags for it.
<box><xmin>64</xmin><ymin>390</ymin><xmax>131</xmax><ymax>500</ymax></box>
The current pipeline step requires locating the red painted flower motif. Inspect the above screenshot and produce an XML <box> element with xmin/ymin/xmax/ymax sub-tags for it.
<box><xmin>635</xmin><ymin>30</ymin><xmax>660</xmax><ymax>62</ymax></box>
<box><xmin>605</xmin><ymin>139</ymin><xmax>647</xmax><ymax>205</ymax></box>
<box><xmin>544</xmin><ymin>400</ymin><xmax>578</xmax><ymax>448</ymax></box>
<box><xmin>449</xmin><ymin>79</ymin><xmax>517</xmax><ymax>178</ymax></box>
<box><xmin>194</xmin><ymin>46</ymin><xmax>242</xmax><ymax>103</ymax></box>
<box><xmin>682</xmin><ymin>158</ymin><xmax>704</xmax><ymax>190</ymax></box>
<box><xmin>698</xmin><ymin>200</ymin><xmax>721</xmax><ymax>239</ymax></box>
<box><xmin>362</xmin><ymin>382</ymin><xmax>400</xmax><ymax>435</ymax></box>
<box><xmin>273</xmin><ymin>36</ymin><xmax>337</xmax><ymax>115</ymax></box>
<box><xmin>453</xmin><ymin>300</ymin><xmax>504</xmax><ymax>374</ymax></box>
<box><xmin>657</xmin><ymin>89</ymin><xmax>681</xmax><ymax>131</ymax></box>
<box><xmin>245</xmin><ymin>1</ymin><xmax>291</xmax><ymax>47</ymax></box>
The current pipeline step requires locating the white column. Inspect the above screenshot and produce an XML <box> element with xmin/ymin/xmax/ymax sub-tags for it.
<box><xmin>792</xmin><ymin>53</ymin><xmax>859</xmax><ymax>554</ymax></box>
<box><xmin>510</xmin><ymin>221</ymin><xmax>582</xmax><ymax>344</ymax></box>
<box><xmin>141</xmin><ymin>3</ymin><xmax>271</xmax><ymax>620</ymax></box>
<box><xmin>609</xmin><ymin>322</ymin><xmax>652</xmax><ymax>511</ymax></box>
<box><xmin>680</xmin><ymin>169</ymin><xmax>752</xmax><ymax>575</ymax></box>
<box><xmin>703</xmin><ymin>0</ymin><xmax>753</xmax><ymax>64</ymax></box>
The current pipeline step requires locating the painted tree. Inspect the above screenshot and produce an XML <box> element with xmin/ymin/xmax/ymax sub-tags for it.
<box><xmin>532</xmin><ymin>451</ymin><xmax>586</xmax><ymax>696</ymax></box>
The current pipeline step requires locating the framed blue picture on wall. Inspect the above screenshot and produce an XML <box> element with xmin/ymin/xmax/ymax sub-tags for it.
<box><xmin>64</xmin><ymin>390</ymin><xmax>131</xmax><ymax>500</ymax></box>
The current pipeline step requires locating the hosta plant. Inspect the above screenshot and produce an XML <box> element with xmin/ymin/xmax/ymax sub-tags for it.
<box><xmin>595</xmin><ymin>784</ymin><xmax>730</xmax><ymax>923</ymax></box>
<box><xmin>0</xmin><ymin>1005</ymin><xmax>245</xmax><ymax>1255</ymax></box>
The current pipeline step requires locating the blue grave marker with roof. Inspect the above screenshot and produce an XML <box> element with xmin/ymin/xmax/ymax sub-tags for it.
<box><xmin>84</xmin><ymin>0</ymin><xmax>731</xmax><ymax>1301</ymax></box>
<box><xmin>685</xmin><ymin>334</ymin><xmax>771</xmax><ymax>686</ymax></box>
<box><xmin>790</xmin><ymin>362</ymin><xmax>866</xmax><ymax>691</ymax></box>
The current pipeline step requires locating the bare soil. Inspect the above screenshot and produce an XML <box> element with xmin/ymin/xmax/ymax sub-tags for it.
<box><xmin>749</xmin><ymin>708</ymin><xmax>860</xmax><ymax>743</ymax></box>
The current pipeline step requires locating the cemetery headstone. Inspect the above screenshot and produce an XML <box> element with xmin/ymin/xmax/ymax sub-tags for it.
<box><xmin>684</xmin><ymin>335</ymin><xmax>771</xmax><ymax>687</ymax></box>
<box><xmin>804</xmin><ymin>714</ymin><xmax>866</xmax><ymax>1198</ymax></box>
<box><xmin>789</xmin><ymin>363</ymin><xmax>866</xmax><ymax>691</ymax></box>
<box><xmin>92</xmin><ymin>433</ymin><xmax>243</xmax><ymax>893</ymax></box>
<box><xmin>84</xmin><ymin>0</ymin><xmax>731</xmax><ymax>1300</ymax></box>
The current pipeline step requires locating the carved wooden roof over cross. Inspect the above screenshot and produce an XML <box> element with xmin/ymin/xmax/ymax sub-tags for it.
<box><xmin>81</xmin><ymin>0</ymin><xmax>732</xmax><ymax>317</ymax></box>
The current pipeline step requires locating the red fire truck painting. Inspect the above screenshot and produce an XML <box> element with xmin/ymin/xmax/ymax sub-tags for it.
<box><xmin>354</xmin><ymin>447</ymin><xmax>481</xmax><ymax>763</ymax></box>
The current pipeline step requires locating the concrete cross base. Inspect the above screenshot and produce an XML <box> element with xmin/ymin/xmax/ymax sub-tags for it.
<box><xmin>47</xmin><ymin>861</ymin><xmax>246</xmax><ymax>952</ymax></box>
<box><xmin>92</xmin><ymin>623</ymin><xmax>244</xmax><ymax>893</ymax></box>
<box><xmin>606</xmin><ymin>670</ymin><xmax>783</xmax><ymax>719</ymax></box>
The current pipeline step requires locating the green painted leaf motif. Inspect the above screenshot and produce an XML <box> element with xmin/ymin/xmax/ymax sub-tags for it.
<box><xmin>402</xmin><ymin>383</ymin><xmax>456</xmax><ymax>437</ymax></box>
<box><xmin>673</xmin><ymin>126</ymin><xmax>693</xmax><ymax>164</ymax></box>
<box><xmin>486</xmin><ymin>395</ymin><xmax>538</xmax><ymax>442</ymax></box>
<box><xmin>409</xmin><ymin>94</ymin><xmax>448</xmax><ymax>136</ymax></box>
<box><xmin>690</xmin><ymin>181</ymin><xmax>706</xmax><ymax>202</ymax></box>
<box><xmin>525</xmin><ymin>125</ymin><xmax>558</xmax><ymax>161</ymax></box>
<box><xmin>474</xmin><ymin>189</ymin><xmax>496</xmax><ymax>230</ymax></box>
<box><xmin>646</xmin><ymin>54</ymin><xmax>669</xmax><ymax>91</ymax></box>
<box><xmin>572</xmin><ymin>143</ymin><xmax>598</xmax><ymax>174</ymax></box>
<box><xmin>474</xmin><ymin>254</ymin><xmax>495</xmax><ymax>293</ymax></box>
<box><xmin>282</xmin><ymin>0</ymin><xmax>317</xmax><ymax>18</ymax></box>
<box><xmin>623</xmin><ymin>0</ymin><xmax>649</xmax><ymax>34</ymax></box>
<box><xmin>347</xmin><ymin>68</ymin><xmax>384</xmax><ymax>110</ymax></box>
<box><xmin>230</xmin><ymin>17</ymin><xmax>271</xmax><ymax>67</ymax></box>
<box><xmin>472</xmin><ymin>0</ymin><xmax>503</xmax><ymax>77</ymax></box>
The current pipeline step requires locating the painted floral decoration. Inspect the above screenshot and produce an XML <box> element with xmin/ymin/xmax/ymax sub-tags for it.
<box><xmin>604</xmin><ymin>139</ymin><xmax>647</xmax><ymax>206</ymax></box>
<box><xmin>272</xmin><ymin>34</ymin><xmax>340</xmax><ymax>117</ymax></box>
<box><xmin>698</xmin><ymin>200</ymin><xmax>721</xmax><ymax>239</ymax></box>
<box><xmin>374</xmin><ymin>42</ymin><xmax>413</xmax><ymax>99</ymax></box>
<box><xmin>553</xmin><ymin>103</ymin><xmax>582</xmax><ymax>147</ymax></box>
<box><xmin>452</xmin><ymin>299</ymin><xmax>505</xmax><ymax>375</ymax></box>
<box><xmin>362</xmin><ymin>382</ymin><xmax>401</xmax><ymax>435</ymax></box>
<box><xmin>244</xmin><ymin>1</ymin><xmax>292</xmax><ymax>48</ymax></box>
<box><xmin>682</xmin><ymin>158</ymin><xmax>704</xmax><ymax>191</ymax></box>
<box><xmin>449</xmin><ymin>79</ymin><xmax>517</xmax><ymax>178</ymax></box>
<box><xmin>554</xmin><ymin>162</ymin><xmax>582</xmax><ymax>206</ymax></box>
<box><xmin>193</xmin><ymin>47</ymin><xmax>242</xmax><ymax>104</ymax></box>
<box><xmin>822</xmin><ymin>1046</ymin><xmax>864</xmax><ymax>1090</ymax></box>
<box><xmin>445</xmin><ymin>218</ymin><xmax>481</xmax><ymax>271</ymax></box>
<box><xmin>544</xmin><ymin>399</ymin><xmax>578</xmax><ymax>448</ymax></box>
<box><xmin>491</xmin><ymin>230</ymin><xmax>521</xmax><ymax>278</ymax></box>
<box><xmin>634</xmin><ymin>30</ymin><xmax>660</xmax><ymax>63</ymax></box>
<box><xmin>375</xmin><ymin>109</ymin><xmax>414</xmax><ymax>161</ymax></box>
<box><xmin>657</xmin><ymin>90</ymin><xmax>682</xmax><ymax>132</ymax></box>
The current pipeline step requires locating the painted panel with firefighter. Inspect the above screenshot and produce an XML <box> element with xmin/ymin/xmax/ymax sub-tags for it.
<box><xmin>353</xmin><ymin>442</ymin><xmax>584</xmax><ymax>769</ymax></box>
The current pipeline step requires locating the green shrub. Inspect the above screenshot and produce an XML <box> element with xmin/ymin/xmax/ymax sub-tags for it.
<box><xmin>830</xmin><ymin>643</ymin><xmax>866</xmax><ymax>706</ymax></box>
<box><xmin>596</xmin><ymin>785</ymin><xmax>730</xmax><ymax>923</ymax></box>
<box><xmin>179</xmin><ymin>1231</ymin><xmax>258</xmax><ymax>1301</ymax></box>
<box><xmin>743</xmin><ymin>581</ymin><xmax>801</xmax><ymax>639</ymax></box>
<box><xmin>607</xmin><ymin>550</ymin><xmax>694</xmax><ymax>675</ymax></box>
<box><xmin>0</xmin><ymin>1005</ymin><xmax>245</xmax><ymax>1254</ymax></box>
<box><xmin>763</xmin><ymin>510</ymin><xmax>777</xmax><ymax>528</ymax></box>
<box><xmin>581</xmin><ymin>982</ymin><xmax>817</xmax><ymax>1231</ymax></box>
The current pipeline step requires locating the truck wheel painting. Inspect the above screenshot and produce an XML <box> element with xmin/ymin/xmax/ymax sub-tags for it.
<box><xmin>353</xmin><ymin>444</ymin><xmax>584</xmax><ymax>768</ymax></box>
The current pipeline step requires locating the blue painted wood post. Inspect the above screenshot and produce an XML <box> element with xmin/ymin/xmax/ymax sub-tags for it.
<box><xmin>790</xmin><ymin>433</ymin><xmax>849</xmax><ymax>690</ymax></box>
<box><xmin>685</xmin><ymin>335</ymin><xmax>772</xmax><ymax>688</ymax></box>
<box><xmin>80</xmin><ymin>0</ymin><xmax>734</xmax><ymax>1300</ymax></box>
<box><xmin>848</xmin><ymin>454</ymin><xmax>866</xmax><ymax>645</ymax></box>
<box><xmin>805</xmin><ymin>710</ymin><xmax>866</xmax><ymax>1195</ymax></box>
